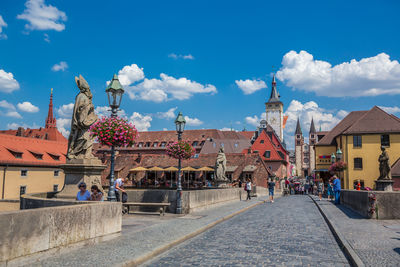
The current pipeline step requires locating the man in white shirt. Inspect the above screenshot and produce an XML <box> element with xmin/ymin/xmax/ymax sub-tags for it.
<box><xmin>246</xmin><ymin>179</ymin><xmax>252</xmax><ymax>200</ymax></box>
<box><xmin>114</xmin><ymin>177</ymin><xmax>127</xmax><ymax>202</ymax></box>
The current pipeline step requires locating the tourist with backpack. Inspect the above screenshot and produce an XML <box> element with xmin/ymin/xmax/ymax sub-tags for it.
<box><xmin>245</xmin><ymin>178</ymin><xmax>252</xmax><ymax>200</ymax></box>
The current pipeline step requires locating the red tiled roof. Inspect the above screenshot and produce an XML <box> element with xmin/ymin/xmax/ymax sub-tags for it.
<box><xmin>0</xmin><ymin>127</ymin><xmax>67</xmax><ymax>143</ymax></box>
<box><xmin>0</xmin><ymin>134</ymin><xmax>67</xmax><ymax>166</ymax></box>
<box><xmin>239</xmin><ymin>131</ymin><xmax>255</xmax><ymax>140</ymax></box>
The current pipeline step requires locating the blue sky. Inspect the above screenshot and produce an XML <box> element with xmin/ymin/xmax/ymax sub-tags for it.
<box><xmin>1</xmin><ymin>0</ymin><xmax>400</xmax><ymax>149</ymax></box>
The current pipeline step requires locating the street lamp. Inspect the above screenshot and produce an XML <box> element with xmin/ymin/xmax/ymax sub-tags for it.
<box><xmin>175</xmin><ymin>112</ymin><xmax>186</xmax><ymax>214</ymax></box>
<box><xmin>331</xmin><ymin>153</ymin><xmax>336</xmax><ymax>164</ymax></box>
<box><xmin>105</xmin><ymin>74</ymin><xmax>124</xmax><ymax>201</ymax></box>
<box><xmin>336</xmin><ymin>148</ymin><xmax>342</xmax><ymax>162</ymax></box>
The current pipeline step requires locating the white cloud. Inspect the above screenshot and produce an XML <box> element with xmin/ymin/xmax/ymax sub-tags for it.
<box><xmin>220</xmin><ymin>127</ymin><xmax>235</xmax><ymax>131</ymax></box>
<box><xmin>56</xmin><ymin>117</ymin><xmax>70</xmax><ymax>137</ymax></box>
<box><xmin>0</xmin><ymin>15</ymin><xmax>8</xmax><ymax>39</ymax></box>
<box><xmin>283</xmin><ymin>100</ymin><xmax>348</xmax><ymax>149</ymax></box>
<box><xmin>51</xmin><ymin>61</ymin><xmax>68</xmax><ymax>72</ymax></box>
<box><xmin>0</xmin><ymin>100</ymin><xmax>22</xmax><ymax>118</ymax></box>
<box><xmin>156</xmin><ymin>107</ymin><xmax>177</xmax><ymax>119</ymax></box>
<box><xmin>57</xmin><ymin>103</ymin><xmax>74</xmax><ymax>118</ymax></box>
<box><xmin>184</xmin><ymin>116</ymin><xmax>203</xmax><ymax>126</ymax></box>
<box><xmin>277</xmin><ymin>51</ymin><xmax>400</xmax><ymax>97</ymax></box>
<box><xmin>7</xmin><ymin>122</ymin><xmax>39</xmax><ymax>129</ymax></box>
<box><xmin>235</xmin><ymin>79</ymin><xmax>267</xmax><ymax>95</ymax></box>
<box><xmin>0</xmin><ymin>69</ymin><xmax>20</xmax><ymax>93</ymax></box>
<box><xmin>116</xmin><ymin>64</ymin><xmax>145</xmax><ymax>87</ymax></box>
<box><xmin>43</xmin><ymin>33</ymin><xmax>50</xmax><ymax>42</ymax></box>
<box><xmin>168</xmin><ymin>53</ymin><xmax>195</xmax><ymax>60</ymax></box>
<box><xmin>129</xmin><ymin>112</ymin><xmax>152</xmax><ymax>131</ymax></box>
<box><xmin>126</xmin><ymin>72</ymin><xmax>217</xmax><ymax>102</ymax></box>
<box><xmin>17</xmin><ymin>101</ymin><xmax>39</xmax><ymax>112</ymax></box>
<box><xmin>17</xmin><ymin>0</ymin><xmax>67</xmax><ymax>32</ymax></box>
<box><xmin>379</xmin><ymin>106</ymin><xmax>400</xmax><ymax>114</ymax></box>
<box><xmin>245</xmin><ymin>112</ymin><xmax>266</xmax><ymax>127</ymax></box>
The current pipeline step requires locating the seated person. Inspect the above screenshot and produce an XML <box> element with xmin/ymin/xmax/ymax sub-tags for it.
<box><xmin>90</xmin><ymin>185</ymin><xmax>103</xmax><ymax>201</ymax></box>
<box><xmin>76</xmin><ymin>182</ymin><xmax>90</xmax><ymax>201</ymax></box>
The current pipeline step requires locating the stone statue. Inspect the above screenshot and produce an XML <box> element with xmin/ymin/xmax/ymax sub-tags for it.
<box><xmin>215</xmin><ymin>147</ymin><xmax>228</xmax><ymax>181</ymax></box>
<box><xmin>67</xmin><ymin>75</ymin><xmax>98</xmax><ymax>160</ymax></box>
<box><xmin>378</xmin><ymin>146</ymin><xmax>391</xmax><ymax>180</ymax></box>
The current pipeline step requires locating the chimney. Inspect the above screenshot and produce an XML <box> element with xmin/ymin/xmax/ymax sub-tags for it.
<box><xmin>16</xmin><ymin>127</ymin><xmax>24</xmax><ymax>136</ymax></box>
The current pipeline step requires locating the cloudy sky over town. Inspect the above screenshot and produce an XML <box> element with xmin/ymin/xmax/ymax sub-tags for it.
<box><xmin>1</xmin><ymin>0</ymin><xmax>400</xmax><ymax>149</ymax></box>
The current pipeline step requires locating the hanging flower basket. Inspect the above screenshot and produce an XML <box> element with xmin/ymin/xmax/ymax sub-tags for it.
<box><xmin>166</xmin><ymin>141</ymin><xmax>195</xmax><ymax>160</ymax></box>
<box><xmin>89</xmin><ymin>116</ymin><xmax>138</xmax><ymax>147</ymax></box>
<box><xmin>329</xmin><ymin>161</ymin><xmax>347</xmax><ymax>173</ymax></box>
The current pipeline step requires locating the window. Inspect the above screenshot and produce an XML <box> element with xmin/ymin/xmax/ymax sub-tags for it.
<box><xmin>54</xmin><ymin>170</ymin><xmax>59</xmax><ymax>177</ymax></box>
<box><xmin>153</xmin><ymin>142</ymin><xmax>158</xmax><ymax>147</ymax></box>
<box><xmin>221</xmin><ymin>143</ymin><xmax>224</xmax><ymax>148</ymax></box>
<box><xmin>21</xmin><ymin>170</ymin><xmax>28</xmax><ymax>177</ymax></box>
<box><xmin>226</xmin><ymin>173</ymin><xmax>232</xmax><ymax>180</ymax></box>
<box><xmin>260</xmin><ymin>140</ymin><xmax>264</xmax><ymax>144</ymax></box>
<box><xmin>353</xmin><ymin>135</ymin><xmax>362</xmax><ymax>148</ymax></box>
<box><xmin>145</xmin><ymin>142</ymin><xmax>151</xmax><ymax>147</ymax></box>
<box><xmin>20</xmin><ymin>186</ymin><xmax>26</xmax><ymax>195</ymax></box>
<box><xmin>354</xmin><ymin>158</ymin><xmax>363</xmax><ymax>169</ymax></box>
<box><xmin>244</xmin><ymin>173</ymin><xmax>252</xmax><ymax>179</ymax></box>
<box><xmin>296</xmin><ymin>134</ymin><xmax>300</xmax><ymax>139</ymax></box>
<box><xmin>213</xmin><ymin>142</ymin><xmax>216</xmax><ymax>148</ymax></box>
<box><xmin>296</xmin><ymin>141</ymin><xmax>300</xmax><ymax>145</ymax></box>
<box><xmin>192</xmin><ymin>141</ymin><xmax>198</xmax><ymax>147</ymax></box>
<box><xmin>161</xmin><ymin>142</ymin><xmax>166</xmax><ymax>147</ymax></box>
<box><xmin>49</xmin><ymin>154</ymin><xmax>60</xmax><ymax>161</ymax></box>
<box><xmin>268</xmin><ymin>166</ymin><xmax>272</xmax><ymax>170</ymax></box>
<box><xmin>194</xmin><ymin>154</ymin><xmax>199</xmax><ymax>158</ymax></box>
<box><xmin>234</xmin><ymin>143</ymin><xmax>238</xmax><ymax>148</ymax></box>
<box><xmin>264</xmin><ymin>151</ymin><xmax>271</xmax><ymax>158</ymax></box>
<box><xmin>381</xmin><ymin>134</ymin><xmax>390</xmax><ymax>147</ymax></box>
<box><xmin>138</xmin><ymin>142</ymin><xmax>143</xmax><ymax>147</ymax></box>
<box><xmin>53</xmin><ymin>185</ymin><xmax>59</xmax><ymax>192</ymax></box>
<box><xmin>8</xmin><ymin>149</ymin><xmax>23</xmax><ymax>159</ymax></box>
<box><xmin>311</xmin><ymin>134</ymin><xmax>314</xmax><ymax>139</ymax></box>
<box><xmin>31</xmin><ymin>152</ymin><xmax>43</xmax><ymax>160</ymax></box>
<box><xmin>310</xmin><ymin>140</ymin><xmax>315</xmax><ymax>145</ymax></box>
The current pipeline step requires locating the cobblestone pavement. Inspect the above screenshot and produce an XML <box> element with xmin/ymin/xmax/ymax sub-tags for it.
<box><xmin>19</xmin><ymin>196</ymin><xmax>269</xmax><ymax>267</ymax></box>
<box><xmin>144</xmin><ymin>196</ymin><xmax>349</xmax><ymax>267</ymax></box>
<box><xmin>314</xmin><ymin>197</ymin><xmax>400</xmax><ymax>267</ymax></box>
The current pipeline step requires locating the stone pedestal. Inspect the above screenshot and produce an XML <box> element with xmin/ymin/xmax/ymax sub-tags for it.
<box><xmin>58</xmin><ymin>158</ymin><xmax>106</xmax><ymax>199</ymax></box>
<box><xmin>375</xmin><ymin>179</ymin><xmax>394</xmax><ymax>192</ymax></box>
<box><xmin>215</xmin><ymin>180</ymin><xmax>229</xmax><ymax>188</ymax></box>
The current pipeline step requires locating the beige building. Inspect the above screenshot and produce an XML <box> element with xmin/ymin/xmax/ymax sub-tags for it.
<box><xmin>315</xmin><ymin>106</ymin><xmax>400</xmax><ymax>189</ymax></box>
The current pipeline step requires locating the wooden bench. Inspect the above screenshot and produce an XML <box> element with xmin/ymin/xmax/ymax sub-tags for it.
<box><xmin>122</xmin><ymin>202</ymin><xmax>170</xmax><ymax>216</ymax></box>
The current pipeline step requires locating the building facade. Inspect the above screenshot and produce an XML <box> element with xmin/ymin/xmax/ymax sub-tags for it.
<box><xmin>315</xmin><ymin>106</ymin><xmax>400</xmax><ymax>189</ymax></box>
<box><xmin>294</xmin><ymin>118</ymin><xmax>317</xmax><ymax>177</ymax></box>
<box><xmin>265</xmin><ymin>75</ymin><xmax>284</xmax><ymax>142</ymax></box>
<box><xmin>0</xmin><ymin>90</ymin><xmax>67</xmax><ymax>199</ymax></box>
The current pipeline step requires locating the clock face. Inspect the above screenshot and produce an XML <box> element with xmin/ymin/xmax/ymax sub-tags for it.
<box><xmin>270</xmin><ymin>117</ymin><xmax>277</xmax><ymax>124</ymax></box>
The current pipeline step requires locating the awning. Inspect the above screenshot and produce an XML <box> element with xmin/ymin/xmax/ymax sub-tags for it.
<box><xmin>129</xmin><ymin>166</ymin><xmax>148</xmax><ymax>172</ymax></box>
<box><xmin>226</xmin><ymin>166</ymin><xmax>238</xmax><ymax>172</ymax></box>
<box><xmin>181</xmin><ymin>166</ymin><xmax>199</xmax><ymax>171</ymax></box>
<box><xmin>148</xmin><ymin>166</ymin><xmax>164</xmax><ymax>171</ymax></box>
<box><xmin>243</xmin><ymin>165</ymin><xmax>257</xmax><ymax>172</ymax></box>
<box><xmin>164</xmin><ymin>166</ymin><xmax>178</xmax><ymax>171</ymax></box>
<box><xmin>313</xmin><ymin>169</ymin><xmax>329</xmax><ymax>172</ymax></box>
<box><xmin>197</xmin><ymin>166</ymin><xmax>214</xmax><ymax>171</ymax></box>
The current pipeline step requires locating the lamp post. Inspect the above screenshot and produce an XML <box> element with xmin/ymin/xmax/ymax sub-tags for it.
<box><xmin>336</xmin><ymin>148</ymin><xmax>342</xmax><ymax>162</ymax></box>
<box><xmin>175</xmin><ymin>112</ymin><xmax>186</xmax><ymax>214</ymax></box>
<box><xmin>331</xmin><ymin>153</ymin><xmax>336</xmax><ymax>164</ymax></box>
<box><xmin>105</xmin><ymin>74</ymin><xmax>125</xmax><ymax>201</ymax></box>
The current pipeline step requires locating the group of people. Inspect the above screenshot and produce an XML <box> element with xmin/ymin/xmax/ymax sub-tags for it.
<box><xmin>242</xmin><ymin>178</ymin><xmax>276</xmax><ymax>203</ymax></box>
<box><xmin>317</xmin><ymin>175</ymin><xmax>341</xmax><ymax>205</ymax></box>
<box><xmin>76</xmin><ymin>177</ymin><xmax>128</xmax><ymax>202</ymax></box>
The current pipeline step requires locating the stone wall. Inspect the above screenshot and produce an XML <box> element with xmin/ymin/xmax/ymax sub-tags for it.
<box><xmin>1</xmin><ymin>196</ymin><xmax>121</xmax><ymax>263</ymax></box>
<box><xmin>341</xmin><ymin>190</ymin><xmax>400</xmax><ymax>219</ymax></box>
<box><xmin>125</xmin><ymin>187</ymin><xmax>268</xmax><ymax>214</ymax></box>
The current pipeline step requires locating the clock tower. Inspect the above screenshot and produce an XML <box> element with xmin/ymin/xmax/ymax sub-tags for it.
<box><xmin>265</xmin><ymin>74</ymin><xmax>284</xmax><ymax>141</ymax></box>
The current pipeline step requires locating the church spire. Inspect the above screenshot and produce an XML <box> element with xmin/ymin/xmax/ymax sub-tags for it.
<box><xmin>45</xmin><ymin>88</ymin><xmax>57</xmax><ymax>128</ymax></box>
<box><xmin>295</xmin><ymin>118</ymin><xmax>302</xmax><ymax>135</ymax></box>
<box><xmin>267</xmin><ymin>74</ymin><xmax>281</xmax><ymax>103</ymax></box>
<box><xmin>309</xmin><ymin>118</ymin><xmax>316</xmax><ymax>134</ymax></box>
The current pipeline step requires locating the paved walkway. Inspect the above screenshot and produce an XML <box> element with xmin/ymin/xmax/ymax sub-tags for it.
<box><xmin>20</xmin><ymin>196</ymin><xmax>269</xmax><ymax>267</ymax></box>
<box><xmin>313</xmin><ymin>197</ymin><xmax>400</xmax><ymax>267</ymax></box>
<box><xmin>145</xmin><ymin>196</ymin><xmax>349</xmax><ymax>267</ymax></box>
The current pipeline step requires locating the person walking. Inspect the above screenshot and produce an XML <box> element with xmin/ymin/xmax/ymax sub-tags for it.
<box><xmin>268</xmin><ymin>179</ymin><xmax>275</xmax><ymax>203</ymax></box>
<box><xmin>76</xmin><ymin>182</ymin><xmax>90</xmax><ymax>201</ymax></box>
<box><xmin>332</xmin><ymin>175</ymin><xmax>341</xmax><ymax>205</ymax></box>
<box><xmin>245</xmin><ymin>178</ymin><xmax>252</xmax><ymax>200</ymax></box>
<box><xmin>318</xmin><ymin>182</ymin><xmax>324</xmax><ymax>201</ymax></box>
<box><xmin>327</xmin><ymin>181</ymin><xmax>334</xmax><ymax>201</ymax></box>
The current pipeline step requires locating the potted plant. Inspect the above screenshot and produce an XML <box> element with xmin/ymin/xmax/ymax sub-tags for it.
<box><xmin>166</xmin><ymin>141</ymin><xmax>195</xmax><ymax>160</ymax></box>
<box><xmin>89</xmin><ymin>116</ymin><xmax>138</xmax><ymax>147</ymax></box>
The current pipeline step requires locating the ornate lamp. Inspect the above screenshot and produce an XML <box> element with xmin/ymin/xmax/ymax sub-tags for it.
<box><xmin>336</xmin><ymin>148</ymin><xmax>342</xmax><ymax>161</ymax></box>
<box><xmin>106</xmin><ymin>74</ymin><xmax>124</xmax><ymax>112</ymax></box>
<box><xmin>331</xmin><ymin>153</ymin><xmax>336</xmax><ymax>164</ymax></box>
<box><xmin>175</xmin><ymin>112</ymin><xmax>186</xmax><ymax>135</ymax></box>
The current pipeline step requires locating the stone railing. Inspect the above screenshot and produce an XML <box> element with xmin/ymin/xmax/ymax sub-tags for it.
<box><xmin>1</xmin><ymin>193</ymin><xmax>121</xmax><ymax>264</ymax></box>
<box><xmin>341</xmin><ymin>190</ymin><xmax>400</xmax><ymax>219</ymax></box>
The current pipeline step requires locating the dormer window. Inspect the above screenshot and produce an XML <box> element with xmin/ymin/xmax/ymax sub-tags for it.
<box><xmin>260</xmin><ymin>140</ymin><xmax>264</xmax><ymax>144</ymax></box>
<box><xmin>153</xmin><ymin>142</ymin><xmax>158</xmax><ymax>147</ymax></box>
<box><xmin>48</xmin><ymin>152</ymin><xmax>60</xmax><ymax>161</ymax></box>
<box><xmin>192</xmin><ymin>141</ymin><xmax>198</xmax><ymax>147</ymax></box>
<box><xmin>30</xmin><ymin>151</ymin><xmax>43</xmax><ymax>160</ymax></box>
<box><xmin>161</xmin><ymin>142</ymin><xmax>166</xmax><ymax>147</ymax></box>
<box><xmin>138</xmin><ymin>142</ymin><xmax>143</xmax><ymax>147</ymax></box>
<box><xmin>7</xmin><ymin>148</ymin><xmax>23</xmax><ymax>159</ymax></box>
